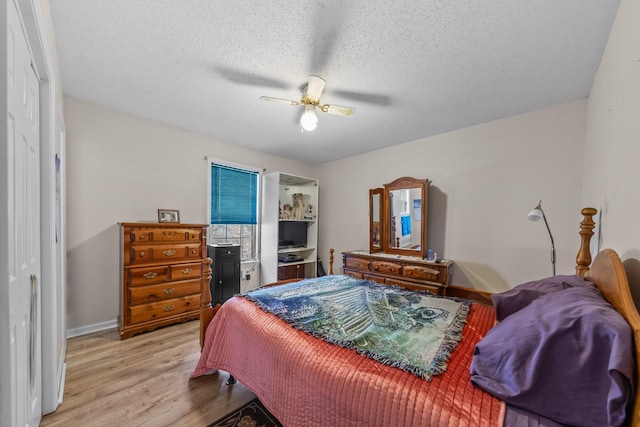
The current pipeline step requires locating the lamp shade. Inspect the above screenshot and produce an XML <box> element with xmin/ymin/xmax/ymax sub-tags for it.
<box><xmin>528</xmin><ymin>200</ymin><xmax>556</xmax><ymax>275</ymax></box>
<box><xmin>300</xmin><ymin>105</ymin><xmax>318</xmax><ymax>131</ymax></box>
<box><xmin>528</xmin><ymin>206</ymin><xmax>543</xmax><ymax>221</ymax></box>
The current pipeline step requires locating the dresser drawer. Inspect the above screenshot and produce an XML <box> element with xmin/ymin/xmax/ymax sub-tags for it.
<box><xmin>345</xmin><ymin>257</ymin><xmax>370</xmax><ymax>270</ymax></box>
<box><xmin>129</xmin><ymin>229</ymin><xmax>152</xmax><ymax>244</ymax></box>
<box><xmin>129</xmin><ymin>294</ymin><xmax>200</xmax><ymax>324</ymax></box>
<box><xmin>402</xmin><ymin>265</ymin><xmax>440</xmax><ymax>282</ymax></box>
<box><xmin>128</xmin><ymin>266</ymin><xmax>169</xmax><ymax>286</ymax></box>
<box><xmin>128</xmin><ymin>243</ymin><xmax>202</xmax><ymax>265</ymax></box>
<box><xmin>169</xmin><ymin>262</ymin><xmax>202</xmax><ymax>280</ymax></box>
<box><xmin>129</xmin><ymin>228</ymin><xmax>203</xmax><ymax>244</ymax></box>
<box><xmin>150</xmin><ymin>228</ymin><xmax>203</xmax><ymax>243</ymax></box>
<box><xmin>343</xmin><ymin>269</ymin><xmax>364</xmax><ymax>279</ymax></box>
<box><xmin>370</xmin><ymin>261</ymin><xmax>402</xmax><ymax>276</ymax></box>
<box><xmin>363</xmin><ymin>273</ymin><xmax>386</xmax><ymax>284</ymax></box>
<box><xmin>385</xmin><ymin>277</ymin><xmax>441</xmax><ymax>295</ymax></box>
<box><xmin>129</xmin><ymin>279</ymin><xmax>201</xmax><ymax>305</ymax></box>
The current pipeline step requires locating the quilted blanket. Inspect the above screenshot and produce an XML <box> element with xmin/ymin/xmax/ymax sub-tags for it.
<box><xmin>245</xmin><ymin>275</ymin><xmax>470</xmax><ymax>380</ymax></box>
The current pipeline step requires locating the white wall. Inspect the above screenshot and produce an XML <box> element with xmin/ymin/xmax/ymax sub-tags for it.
<box><xmin>64</xmin><ymin>97</ymin><xmax>313</xmax><ymax>330</ymax></box>
<box><xmin>314</xmin><ymin>100</ymin><xmax>587</xmax><ymax>292</ymax></box>
<box><xmin>583</xmin><ymin>0</ymin><xmax>640</xmax><ymax>300</ymax></box>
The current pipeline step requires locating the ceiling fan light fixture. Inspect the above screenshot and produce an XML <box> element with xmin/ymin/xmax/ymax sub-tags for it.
<box><xmin>261</xmin><ymin>75</ymin><xmax>355</xmax><ymax>131</ymax></box>
<box><xmin>300</xmin><ymin>104</ymin><xmax>318</xmax><ymax>131</ymax></box>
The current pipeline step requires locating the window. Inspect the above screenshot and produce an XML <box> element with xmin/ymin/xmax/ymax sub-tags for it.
<box><xmin>207</xmin><ymin>159</ymin><xmax>260</xmax><ymax>261</ymax></box>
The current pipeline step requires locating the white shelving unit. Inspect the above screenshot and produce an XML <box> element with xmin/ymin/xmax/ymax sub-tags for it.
<box><xmin>261</xmin><ymin>172</ymin><xmax>319</xmax><ymax>284</ymax></box>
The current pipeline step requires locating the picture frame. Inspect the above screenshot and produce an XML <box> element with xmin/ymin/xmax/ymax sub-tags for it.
<box><xmin>158</xmin><ymin>209</ymin><xmax>180</xmax><ymax>223</ymax></box>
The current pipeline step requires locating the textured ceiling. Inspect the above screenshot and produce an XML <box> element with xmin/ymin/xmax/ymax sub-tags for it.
<box><xmin>49</xmin><ymin>0</ymin><xmax>620</xmax><ymax>165</ymax></box>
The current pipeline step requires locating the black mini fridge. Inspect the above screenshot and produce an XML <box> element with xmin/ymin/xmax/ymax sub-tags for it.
<box><xmin>207</xmin><ymin>244</ymin><xmax>241</xmax><ymax>305</ymax></box>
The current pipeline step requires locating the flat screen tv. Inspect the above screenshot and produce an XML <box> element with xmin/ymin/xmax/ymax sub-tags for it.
<box><xmin>278</xmin><ymin>221</ymin><xmax>307</xmax><ymax>249</ymax></box>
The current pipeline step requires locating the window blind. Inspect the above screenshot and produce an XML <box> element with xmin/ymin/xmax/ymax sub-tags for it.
<box><xmin>210</xmin><ymin>164</ymin><xmax>258</xmax><ymax>224</ymax></box>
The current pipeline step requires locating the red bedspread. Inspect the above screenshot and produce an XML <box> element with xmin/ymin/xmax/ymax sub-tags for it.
<box><xmin>191</xmin><ymin>296</ymin><xmax>504</xmax><ymax>426</ymax></box>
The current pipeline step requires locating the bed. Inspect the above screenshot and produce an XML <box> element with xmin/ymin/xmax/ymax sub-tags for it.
<box><xmin>192</xmin><ymin>208</ymin><xmax>640</xmax><ymax>427</ymax></box>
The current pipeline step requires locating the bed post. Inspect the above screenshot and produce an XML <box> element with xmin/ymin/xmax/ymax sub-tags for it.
<box><xmin>329</xmin><ymin>248</ymin><xmax>334</xmax><ymax>275</ymax></box>
<box><xmin>199</xmin><ymin>258</ymin><xmax>215</xmax><ymax>349</ymax></box>
<box><xmin>575</xmin><ymin>207</ymin><xmax>597</xmax><ymax>277</ymax></box>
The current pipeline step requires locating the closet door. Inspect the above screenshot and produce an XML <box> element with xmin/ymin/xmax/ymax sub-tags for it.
<box><xmin>2</xmin><ymin>1</ymin><xmax>42</xmax><ymax>426</ymax></box>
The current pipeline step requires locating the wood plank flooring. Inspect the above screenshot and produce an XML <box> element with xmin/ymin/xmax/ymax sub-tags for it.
<box><xmin>40</xmin><ymin>320</ymin><xmax>255</xmax><ymax>427</ymax></box>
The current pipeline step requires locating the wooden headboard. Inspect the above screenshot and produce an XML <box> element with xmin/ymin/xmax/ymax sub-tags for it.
<box><xmin>575</xmin><ymin>207</ymin><xmax>640</xmax><ymax>426</ymax></box>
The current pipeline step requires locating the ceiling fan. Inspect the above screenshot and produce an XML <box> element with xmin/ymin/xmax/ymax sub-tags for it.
<box><xmin>260</xmin><ymin>75</ymin><xmax>356</xmax><ymax>132</ymax></box>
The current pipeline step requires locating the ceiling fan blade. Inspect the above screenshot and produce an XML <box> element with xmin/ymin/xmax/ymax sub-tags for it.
<box><xmin>321</xmin><ymin>103</ymin><xmax>356</xmax><ymax>117</ymax></box>
<box><xmin>332</xmin><ymin>89</ymin><xmax>392</xmax><ymax>106</ymax></box>
<box><xmin>260</xmin><ymin>96</ymin><xmax>300</xmax><ymax>106</ymax></box>
<box><xmin>309</xmin><ymin>1</ymin><xmax>352</xmax><ymax>74</ymax></box>
<box><xmin>217</xmin><ymin>66</ymin><xmax>290</xmax><ymax>89</ymax></box>
<box><xmin>305</xmin><ymin>75</ymin><xmax>326</xmax><ymax>101</ymax></box>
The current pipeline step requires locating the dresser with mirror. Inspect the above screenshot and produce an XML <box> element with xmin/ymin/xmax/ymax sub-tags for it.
<box><xmin>343</xmin><ymin>177</ymin><xmax>453</xmax><ymax>295</ymax></box>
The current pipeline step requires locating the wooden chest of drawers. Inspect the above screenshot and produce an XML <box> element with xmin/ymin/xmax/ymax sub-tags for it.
<box><xmin>342</xmin><ymin>251</ymin><xmax>453</xmax><ymax>295</ymax></box>
<box><xmin>119</xmin><ymin>222</ymin><xmax>212</xmax><ymax>339</ymax></box>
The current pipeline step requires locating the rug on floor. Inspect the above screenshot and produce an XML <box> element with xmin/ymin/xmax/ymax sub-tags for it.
<box><xmin>208</xmin><ymin>397</ymin><xmax>283</xmax><ymax>427</ymax></box>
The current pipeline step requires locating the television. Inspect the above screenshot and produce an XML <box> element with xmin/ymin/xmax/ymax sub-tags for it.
<box><xmin>278</xmin><ymin>221</ymin><xmax>307</xmax><ymax>249</ymax></box>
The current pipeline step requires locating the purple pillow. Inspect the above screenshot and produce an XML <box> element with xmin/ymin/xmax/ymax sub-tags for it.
<box><xmin>492</xmin><ymin>275</ymin><xmax>595</xmax><ymax>321</ymax></box>
<box><xmin>471</xmin><ymin>286</ymin><xmax>634</xmax><ymax>427</ymax></box>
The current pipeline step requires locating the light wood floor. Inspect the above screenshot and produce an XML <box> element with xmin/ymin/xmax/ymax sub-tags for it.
<box><xmin>40</xmin><ymin>320</ymin><xmax>255</xmax><ymax>427</ymax></box>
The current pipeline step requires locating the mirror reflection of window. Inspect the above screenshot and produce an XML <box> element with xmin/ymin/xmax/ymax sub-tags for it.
<box><xmin>400</xmin><ymin>189</ymin><xmax>409</xmax><ymax>214</ymax></box>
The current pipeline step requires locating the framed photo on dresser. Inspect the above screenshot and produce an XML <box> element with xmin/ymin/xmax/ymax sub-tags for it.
<box><xmin>158</xmin><ymin>209</ymin><xmax>180</xmax><ymax>223</ymax></box>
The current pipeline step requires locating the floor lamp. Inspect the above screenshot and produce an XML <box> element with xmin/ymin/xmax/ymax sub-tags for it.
<box><xmin>528</xmin><ymin>200</ymin><xmax>556</xmax><ymax>276</ymax></box>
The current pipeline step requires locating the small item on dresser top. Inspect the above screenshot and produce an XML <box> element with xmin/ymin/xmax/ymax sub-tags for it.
<box><xmin>426</xmin><ymin>249</ymin><xmax>433</xmax><ymax>261</ymax></box>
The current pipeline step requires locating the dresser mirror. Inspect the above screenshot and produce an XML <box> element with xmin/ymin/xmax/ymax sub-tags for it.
<box><xmin>369</xmin><ymin>188</ymin><xmax>383</xmax><ymax>253</ymax></box>
<box><xmin>382</xmin><ymin>177</ymin><xmax>429</xmax><ymax>258</ymax></box>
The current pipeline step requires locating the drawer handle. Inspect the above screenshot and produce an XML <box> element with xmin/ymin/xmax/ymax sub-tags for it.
<box><xmin>192</xmin><ymin>249</ymin><xmax>197</xmax><ymax>254</ymax></box>
<box><xmin>353</xmin><ymin>261</ymin><xmax>360</xmax><ymax>267</ymax></box>
<box><xmin>163</xmin><ymin>250</ymin><xmax>176</xmax><ymax>257</ymax></box>
<box><xmin>140</xmin><ymin>252</ymin><xmax>145</xmax><ymax>257</ymax></box>
<box><xmin>143</xmin><ymin>272</ymin><xmax>157</xmax><ymax>279</ymax></box>
<box><xmin>181</xmin><ymin>268</ymin><xmax>192</xmax><ymax>275</ymax></box>
<box><xmin>139</xmin><ymin>235</ymin><xmax>145</xmax><ymax>239</ymax></box>
<box><xmin>163</xmin><ymin>231</ymin><xmax>175</xmax><ymax>237</ymax></box>
<box><xmin>163</xmin><ymin>305</ymin><xmax>175</xmax><ymax>312</ymax></box>
<box><xmin>164</xmin><ymin>287</ymin><xmax>175</xmax><ymax>295</ymax></box>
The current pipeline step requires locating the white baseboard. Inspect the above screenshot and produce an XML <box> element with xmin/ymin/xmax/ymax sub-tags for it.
<box><xmin>66</xmin><ymin>319</ymin><xmax>117</xmax><ymax>338</ymax></box>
